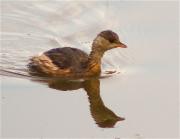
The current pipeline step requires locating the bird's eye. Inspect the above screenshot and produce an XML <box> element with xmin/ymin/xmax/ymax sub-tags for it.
<box><xmin>109</xmin><ymin>34</ymin><xmax>119</xmax><ymax>43</ymax></box>
<box><xmin>109</xmin><ymin>39</ymin><xmax>115</xmax><ymax>43</ymax></box>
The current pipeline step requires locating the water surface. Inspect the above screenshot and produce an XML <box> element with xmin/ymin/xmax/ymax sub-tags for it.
<box><xmin>0</xmin><ymin>1</ymin><xmax>179</xmax><ymax>138</ymax></box>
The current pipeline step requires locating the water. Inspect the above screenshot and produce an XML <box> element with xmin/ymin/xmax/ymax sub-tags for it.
<box><xmin>0</xmin><ymin>1</ymin><xmax>179</xmax><ymax>138</ymax></box>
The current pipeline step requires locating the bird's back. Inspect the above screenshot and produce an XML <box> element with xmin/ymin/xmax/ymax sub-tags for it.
<box><xmin>44</xmin><ymin>47</ymin><xmax>89</xmax><ymax>71</ymax></box>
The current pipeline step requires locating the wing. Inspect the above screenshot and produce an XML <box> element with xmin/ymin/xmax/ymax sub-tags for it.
<box><xmin>44</xmin><ymin>47</ymin><xmax>89</xmax><ymax>71</ymax></box>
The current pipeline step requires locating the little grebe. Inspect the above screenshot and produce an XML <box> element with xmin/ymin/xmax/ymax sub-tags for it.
<box><xmin>28</xmin><ymin>30</ymin><xmax>127</xmax><ymax>78</ymax></box>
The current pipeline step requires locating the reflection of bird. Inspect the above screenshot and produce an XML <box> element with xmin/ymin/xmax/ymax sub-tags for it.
<box><xmin>28</xmin><ymin>30</ymin><xmax>127</xmax><ymax>78</ymax></box>
<box><xmin>34</xmin><ymin>77</ymin><xmax>125</xmax><ymax>128</ymax></box>
<box><xmin>83</xmin><ymin>79</ymin><xmax>125</xmax><ymax>128</ymax></box>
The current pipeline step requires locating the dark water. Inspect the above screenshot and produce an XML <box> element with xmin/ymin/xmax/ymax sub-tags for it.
<box><xmin>0</xmin><ymin>1</ymin><xmax>179</xmax><ymax>138</ymax></box>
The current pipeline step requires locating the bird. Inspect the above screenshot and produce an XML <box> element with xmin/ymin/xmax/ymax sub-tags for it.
<box><xmin>28</xmin><ymin>30</ymin><xmax>127</xmax><ymax>78</ymax></box>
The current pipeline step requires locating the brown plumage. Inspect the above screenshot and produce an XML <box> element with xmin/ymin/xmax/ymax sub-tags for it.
<box><xmin>28</xmin><ymin>30</ymin><xmax>127</xmax><ymax>78</ymax></box>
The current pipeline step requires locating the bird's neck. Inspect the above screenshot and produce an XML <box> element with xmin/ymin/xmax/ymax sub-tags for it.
<box><xmin>86</xmin><ymin>44</ymin><xmax>104</xmax><ymax>76</ymax></box>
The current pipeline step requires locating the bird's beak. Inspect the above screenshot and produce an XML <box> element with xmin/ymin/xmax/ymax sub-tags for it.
<box><xmin>116</xmin><ymin>42</ymin><xmax>127</xmax><ymax>48</ymax></box>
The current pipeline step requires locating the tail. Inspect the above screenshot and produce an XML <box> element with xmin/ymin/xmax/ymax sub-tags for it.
<box><xmin>27</xmin><ymin>54</ymin><xmax>58</xmax><ymax>76</ymax></box>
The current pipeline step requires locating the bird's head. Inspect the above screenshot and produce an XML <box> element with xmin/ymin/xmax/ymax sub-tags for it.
<box><xmin>92</xmin><ymin>30</ymin><xmax>127</xmax><ymax>52</ymax></box>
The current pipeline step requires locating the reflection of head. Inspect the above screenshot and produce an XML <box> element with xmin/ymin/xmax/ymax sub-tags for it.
<box><xmin>32</xmin><ymin>77</ymin><xmax>125</xmax><ymax>128</ymax></box>
<box><xmin>98</xmin><ymin>117</ymin><xmax>125</xmax><ymax>128</ymax></box>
